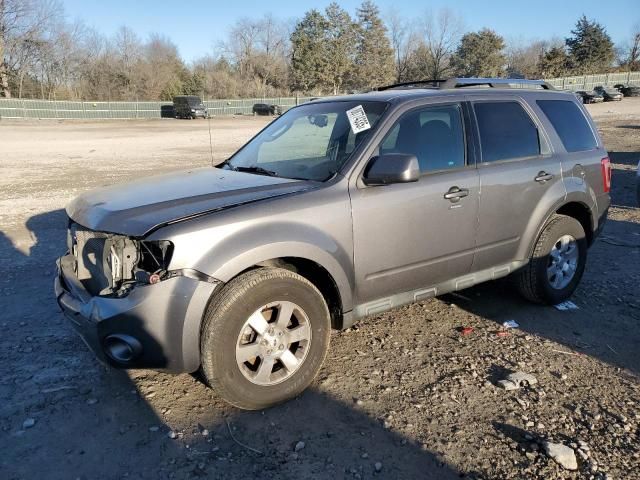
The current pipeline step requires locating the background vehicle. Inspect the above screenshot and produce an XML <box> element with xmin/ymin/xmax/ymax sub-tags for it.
<box><xmin>173</xmin><ymin>95</ymin><xmax>208</xmax><ymax>119</ymax></box>
<box><xmin>574</xmin><ymin>90</ymin><xmax>604</xmax><ymax>104</ymax></box>
<box><xmin>56</xmin><ymin>78</ymin><xmax>611</xmax><ymax>410</ymax></box>
<box><xmin>252</xmin><ymin>103</ymin><xmax>282</xmax><ymax>116</ymax></box>
<box><xmin>594</xmin><ymin>85</ymin><xmax>623</xmax><ymax>101</ymax></box>
<box><xmin>614</xmin><ymin>84</ymin><xmax>640</xmax><ymax>97</ymax></box>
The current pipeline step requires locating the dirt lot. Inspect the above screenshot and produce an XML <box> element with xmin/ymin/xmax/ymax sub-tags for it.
<box><xmin>0</xmin><ymin>101</ymin><xmax>639</xmax><ymax>480</ymax></box>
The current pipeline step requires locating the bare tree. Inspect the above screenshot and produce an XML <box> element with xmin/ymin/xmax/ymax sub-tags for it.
<box><xmin>504</xmin><ymin>37</ymin><xmax>554</xmax><ymax>78</ymax></box>
<box><xmin>620</xmin><ymin>22</ymin><xmax>640</xmax><ymax>70</ymax></box>
<box><xmin>386</xmin><ymin>11</ymin><xmax>418</xmax><ymax>82</ymax></box>
<box><xmin>0</xmin><ymin>0</ymin><xmax>61</xmax><ymax>97</ymax></box>
<box><xmin>421</xmin><ymin>8</ymin><xmax>464</xmax><ymax>80</ymax></box>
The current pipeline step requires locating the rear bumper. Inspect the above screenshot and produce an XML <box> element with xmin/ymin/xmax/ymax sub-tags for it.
<box><xmin>55</xmin><ymin>254</ymin><xmax>218</xmax><ymax>373</ymax></box>
<box><xmin>593</xmin><ymin>196</ymin><xmax>610</xmax><ymax>241</ymax></box>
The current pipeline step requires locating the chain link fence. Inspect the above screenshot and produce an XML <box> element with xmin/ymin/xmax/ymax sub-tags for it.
<box><xmin>1</xmin><ymin>72</ymin><xmax>639</xmax><ymax>120</ymax></box>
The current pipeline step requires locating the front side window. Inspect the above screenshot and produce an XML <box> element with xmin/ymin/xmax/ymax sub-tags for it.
<box><xmin>225</xmin><ymin>101</ymin><xmax>388</xmax><ymax>181</ymax></box>
<box><xmin>379</xmin><ymin>104</ymin><xmax>466</xmax><ymax>173</ymax></box>
<box><xmin>474</xmin><ymin>101</ymin><xmax>540</xmax><ymax>162</ymax></box>
<box><xmin>537</xmin><ymin>100</ymin><xmax>597</xmax><ymax>153</ymax></box>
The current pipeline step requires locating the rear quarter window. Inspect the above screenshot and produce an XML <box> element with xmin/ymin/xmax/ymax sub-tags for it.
<box><xmin>536</xmin><ymin>100</ymin><xmax>598</xmax><ymax>152</ymax></box>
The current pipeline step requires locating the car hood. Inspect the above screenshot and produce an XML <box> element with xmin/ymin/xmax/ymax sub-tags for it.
<box><xmin>66</xmin><ymin>167</ymin><xmax>315</xmax><ymax>237</ymax></box>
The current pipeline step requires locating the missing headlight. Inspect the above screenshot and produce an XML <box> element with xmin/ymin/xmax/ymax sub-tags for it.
<box><xmin>134</xmin><ymin>240</ymin><xmax>174</xmax><ymax>284</ymax></box>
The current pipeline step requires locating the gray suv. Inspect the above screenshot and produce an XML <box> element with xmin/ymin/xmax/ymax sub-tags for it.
<box><xmin>55</xmin><ymin>78</ymin><xmax>611</xmax><ymax>409</ymax></box>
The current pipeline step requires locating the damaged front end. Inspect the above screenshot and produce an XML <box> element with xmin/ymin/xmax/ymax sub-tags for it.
<box><xmin>68</xmin><ymin>222</ymin><xmax>173</xmax><ymax>297</ymax></box>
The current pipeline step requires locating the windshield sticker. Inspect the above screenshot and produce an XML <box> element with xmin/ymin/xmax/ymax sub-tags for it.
<box><xmin>346</xmin><ymin>105</ymin><xmax>371</xmax><ymax>134</ymax></box>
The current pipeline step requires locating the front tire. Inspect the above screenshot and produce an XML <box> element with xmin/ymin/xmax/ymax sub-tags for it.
<box><xmin>517</xmin><ymin>214</ymin><xmax>587</xmax><ymax>304</ymax></box>
<box><xmin>200</xmin><ymin>267</ymin><xmax>331</xmax><ymax>410</ymax></box>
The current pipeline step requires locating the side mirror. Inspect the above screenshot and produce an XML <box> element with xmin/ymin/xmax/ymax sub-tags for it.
<box><xmin>363</xmin><ymin>153</ymin><xmax>420</xmax><ymax>186</ymax></box>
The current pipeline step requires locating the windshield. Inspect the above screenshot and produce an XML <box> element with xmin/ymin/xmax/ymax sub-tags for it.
<box><xmin>223</xmin><ymin>100</ymin><xmax>388</xmax><ymax>181</ymax></box>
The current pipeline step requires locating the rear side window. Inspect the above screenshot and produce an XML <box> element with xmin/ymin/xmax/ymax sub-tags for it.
<box><xmin>474</xmin><ymin>101</ymin><xmax>540</xmax><ymax>162</ymax></box>
<box><xmin>537</xmin><ymin>100</ymin><xmax>597</xmax><ymax>152</ymax></box>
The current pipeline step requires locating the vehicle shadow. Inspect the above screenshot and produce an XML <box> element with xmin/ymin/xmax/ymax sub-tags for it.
<box><xmin>440</xmin><ymin>219</ymin><xmax>640</xmax><ymax>377</ymax></box>
<box><xmin>608</xmin><ymin>150</ymin><xmax>638</xmax><ymax>209</ymax></box>
<box><xmin>0</xmin><ymin>209</ymin><xmax>469</xmax><ymax>479</ymax></box>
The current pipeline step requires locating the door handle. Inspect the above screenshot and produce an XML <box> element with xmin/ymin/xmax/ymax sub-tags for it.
<box><xmin>535</xmin><ymin>171</ymin><xmax>554</xmax><ymax>183</ymax></box>
<box><xmin>444</xmin><ymin>186</ymin><xmax>469</xmax><ymax>201</ymax></box>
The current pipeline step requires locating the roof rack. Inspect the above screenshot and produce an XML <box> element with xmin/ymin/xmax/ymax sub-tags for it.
<box><xmin>376</xmin><ymin>77</ymin><xmax>555</xmax><ymax>91</ymax></box>
<box><xmin>376</xmin><ymin>80</ymin><xmax>444</xmax><ymax>91</ymax></box>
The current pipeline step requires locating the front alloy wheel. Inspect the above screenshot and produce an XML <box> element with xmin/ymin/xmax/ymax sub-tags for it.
<box><xmin>200</xmin><ymin>267</ymin><xmax>331</xmax><ymax>410</ymax></box>
<box><xmin>235</xmin><ymin>301</ymin><xmax>312</xmax><ymax>386</ymax></box>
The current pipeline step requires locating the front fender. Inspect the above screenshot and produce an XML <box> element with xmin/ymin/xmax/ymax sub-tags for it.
<box><xmin>208</xmin><ymin>232</ymin><xmax>354</xmax><ymax>313</ymax></box>
<box><xmin>152</xmin><ymin>207</ymin><xmax>355</xmax><ymax>313</ymax></box>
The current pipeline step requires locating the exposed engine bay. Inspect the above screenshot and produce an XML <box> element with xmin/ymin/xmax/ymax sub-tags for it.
<box><xmin>68</xmin><ymin>222</ymin><xmax>172</xmax><ymax>296</ymax></box>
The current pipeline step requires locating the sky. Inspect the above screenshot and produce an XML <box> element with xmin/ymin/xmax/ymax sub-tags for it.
<box><xmin>61</xmin><ymin>0</ymin><xmax>639</xmax><ymax>63</ymax></box>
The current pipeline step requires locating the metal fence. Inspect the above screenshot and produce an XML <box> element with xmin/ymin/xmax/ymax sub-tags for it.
<box><xmin>1</xmin><ymin>71</ymin><xmax>639</xmax><ymax>120</ymax></box>
<box><xmin>545</xmin><ymin>71</ymin><xmax>640</xmax><ymax>91</ymax></box>
<box><xmin>0</xmin><ymin>96</ymin><xmax>314</xmax><ymax>120</ymax></box>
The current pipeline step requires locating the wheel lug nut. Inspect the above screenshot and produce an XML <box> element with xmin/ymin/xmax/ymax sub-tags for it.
<box><xmin>278</xmin><ymin>332</ymin><xmax>283</xmax><ymax>337</ymax></box>
<box><xmin>267</xmin><ymin>349</ymin><xmax>272</xmax><ymax>355</ymax></box>
<box><xmin>278</xmin><ymin>344</ymin><xmax>284</xmax><ymax>350</ymax></box>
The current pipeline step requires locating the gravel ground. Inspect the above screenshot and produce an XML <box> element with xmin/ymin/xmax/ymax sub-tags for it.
<box><xmin>0</xmin><ymin>101</ymin><xmax>639</xmax><ymax>480</ymax></box>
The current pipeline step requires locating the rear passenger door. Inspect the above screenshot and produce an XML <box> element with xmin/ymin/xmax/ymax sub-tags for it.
<box><xmin>469</xmin><ymin>96</ymin><xmax>564</xmax><ymax>271</ymax></box>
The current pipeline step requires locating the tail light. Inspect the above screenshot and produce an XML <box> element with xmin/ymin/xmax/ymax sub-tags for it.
<box><xmin>600</xmin><ymin>157</ymin><xmax>611</xmax><ymax>193</ymax></box>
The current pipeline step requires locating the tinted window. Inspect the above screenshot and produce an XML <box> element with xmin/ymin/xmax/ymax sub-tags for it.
<box><xmin>474</xmin><ymin>101</ymin><xmax>540</xmax><ymax>162</ymax></box>
<box><xmin>537</xmin><ymin>100</ymin><xmax>597</xmax><ymax>152</ymax></box>
<box><xmin>380</xmin><ymin>104</ymin><xmax>466</xmax><ymax>172</ymax></box>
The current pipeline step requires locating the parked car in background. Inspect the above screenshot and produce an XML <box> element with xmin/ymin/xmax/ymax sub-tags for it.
<box><xmin>252</xmin><ymin>103</ymin><xmax>282</xmax><ymax>116</ymax></box>
<box><xmin>56</xmin><ymin>78</ymin><xmax>611</xmax><ymax>410</ymax></box>
<box><xmin>173</xmin><ymin>96</ymin><xmax>208</xmax><ymax>119</ymax></box>
<box><xmin>593</xmin><ymin>86</ymin><xmax>623</xmax><ymax>101</ymax></box>
<box><xmin>574</xmin><ymin>90</ymin><xmax>604</xmax><ymax>104</ymax></box>
<box><xmin>614</xmin><ymin>84</ymin><xmax>640</xmax><ymax>97</ymax></box>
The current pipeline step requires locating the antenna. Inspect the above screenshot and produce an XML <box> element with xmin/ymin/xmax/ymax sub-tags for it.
<box><xmin>207</xmin><ymin>109</ymin><xmax>214</xmax><ymax>167</ymax></box>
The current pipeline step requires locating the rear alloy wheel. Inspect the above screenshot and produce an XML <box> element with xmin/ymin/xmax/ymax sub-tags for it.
<box><xmin>517</xmin><ymin>214</ymin><xmax>587</xmax><ymax>304</ymax></box>
<box><xmin>200</xmin><ymin>267</ymin><xmax>331</xmax><ymax>410</ymax></box>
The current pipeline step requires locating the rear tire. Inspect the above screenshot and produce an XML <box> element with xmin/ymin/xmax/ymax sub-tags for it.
<box><xmin>516</xmin><ymin>214</ymin><xmax>587</xmax><ymax>304</ymax></box>
<box><xmin>200</xmin><ymin>267</ymin><xmax>331</xmax><ymax>410</ymax></box>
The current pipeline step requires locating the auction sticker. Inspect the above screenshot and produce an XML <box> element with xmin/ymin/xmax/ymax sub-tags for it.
<box><xmin>346</xmin><ymin>105</ymin><xmax>371</xmax><ymax>134</ymax></box>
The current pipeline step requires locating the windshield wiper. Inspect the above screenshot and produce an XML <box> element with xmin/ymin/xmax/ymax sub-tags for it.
<box><xmin>232</xmin><ymin>165</ymin><xmax>279</xmax><ymax>177</ymax></box>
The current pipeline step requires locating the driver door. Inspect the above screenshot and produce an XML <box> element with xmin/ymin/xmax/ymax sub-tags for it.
<box><xmin>350</xmin><ymin>102</ymin><xmax>479</xmax><ymax>306</ymax></box>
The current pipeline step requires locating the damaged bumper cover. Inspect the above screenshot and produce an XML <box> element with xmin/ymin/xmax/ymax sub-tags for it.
<box><xmin>55</xmin><ymin>253</ymin><xmax>219</xmax><ymax>373</ymax></box>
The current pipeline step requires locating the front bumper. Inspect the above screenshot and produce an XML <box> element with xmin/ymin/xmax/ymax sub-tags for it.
<box><xmin>55</xmin><ymin>254</ymin><xmax>218</xmax><ymax>373</ymax></box>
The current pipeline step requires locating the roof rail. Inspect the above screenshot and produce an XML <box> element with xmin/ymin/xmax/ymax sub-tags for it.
<box><xmin>376</xmin><ymin>80</ymin><xmax>445</xmax><ymax>91</ymax></box>
<box><xmin>441</xmin><ymin>78</ymin><xmax>555</xmax><ymax>90</ymax></box>
<box><xmin>376</xmin><ymin>77</ymin><xmax>555</xmax><ymax>91</ymax></box>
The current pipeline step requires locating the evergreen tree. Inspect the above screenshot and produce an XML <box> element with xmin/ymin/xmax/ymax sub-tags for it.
<box><xmin>451</xmin><ymin>29</ymin><xmax>506</xmax><ymax>77</ymax></box>
<box><xmin>351</xmin><ymin>0</ymin><xmax>395</xmax><ymax>90</ymax></box>
<box><xmin>565</xmin><ymin>15</ymin><xmax>615</xmax><ymax>74</ymax></box>
<box><xmin>538</xmin><ymin>47</ymin><xmax>569</xmax><ymax>78</ymax></box>
<box><xmin>290</xmin><ymin>10</ymin><xmax>329</xmax><ymax>93</ymax></box>
<box><xmin>324</xmin><ymin>3</ymin><xmax>356</xmax><ymax>95</ymax></box>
